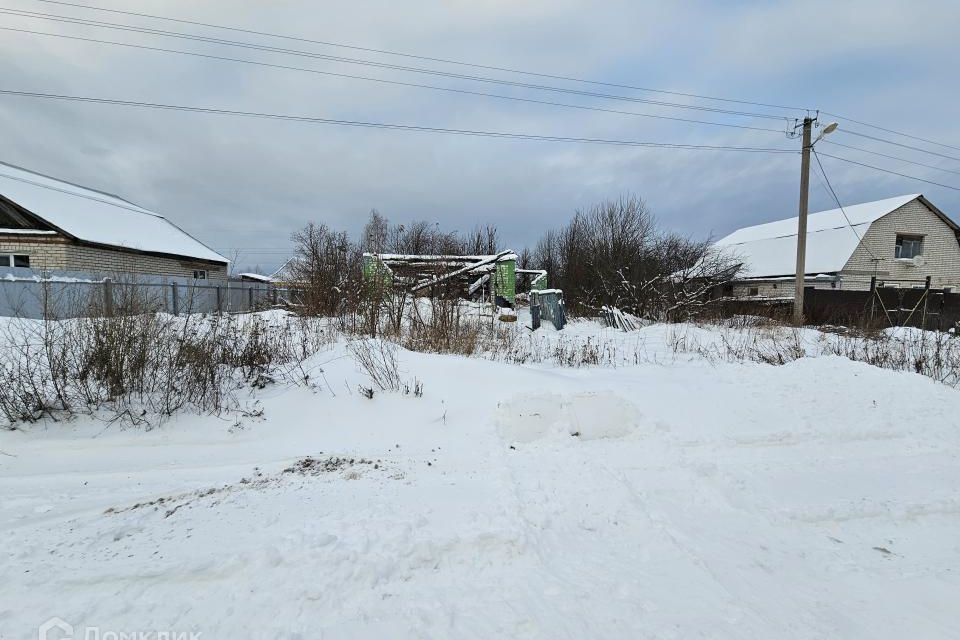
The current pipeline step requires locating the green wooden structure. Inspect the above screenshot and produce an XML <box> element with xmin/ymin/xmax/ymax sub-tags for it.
<box><xmin>493</xmin><ymin>259</ymin><xmax>516</xmax><ymax>305</ymax></box>
<box><xmin>362</xmin><ymin>251</ymin><xmax>518</xmax><ymax>306</ymax></box>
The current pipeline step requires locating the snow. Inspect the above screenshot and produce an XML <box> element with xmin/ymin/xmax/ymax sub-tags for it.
<box><xmin>0</xmin><ymin>228</ymin><xmax>57</xmax><ymax>235</ymax></box>
<box><xmin>2</xmin><ymin>273</ymin><xmax>102</xmax><ymax>282</ymax></box>
<box><xmin>370</xmin><ymin>253</ymin><xmax>519</xmax><ymax>262</ymax></box>
<box><xmin>2</xmin><ymin>318</ymin><xmax>960</xmax><ymax>638</ymax></box>
<box><xmin>237</xmin><ymin>272</ymin><xmax>273</xmax><ymax>283</ymax></box>
<box><xmin>714</xmin><ymin>194</ymin><xmax>920</xmax><ymax>278</ymax></box>
<box><xmin>0</xmin><ymin>162</ymin><xmax>227</xmax><ymax>264</ymax></box>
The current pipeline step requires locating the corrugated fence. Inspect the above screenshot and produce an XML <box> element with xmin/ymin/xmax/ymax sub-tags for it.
<box><xmin>0</xmin><ymin>278</ymin><xmax>300</xmax><ymax>319</ymax></box>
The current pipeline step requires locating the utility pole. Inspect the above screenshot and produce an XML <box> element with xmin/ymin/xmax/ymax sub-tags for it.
<box><xmin>793</xmin><ymin>116</ymin><xmax>813</xmax><ymax>325</ymax></box>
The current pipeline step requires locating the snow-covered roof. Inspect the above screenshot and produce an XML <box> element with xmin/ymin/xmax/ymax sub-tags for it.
<box><xmin>269</xmin><ymin>257</ymin><xmax>299</xmax><ymax>281</ymax></box>
<box><xmin>714</xmin><ymin>194</ymin><xmax>921</xmax><ymax>278</ymax></box>
<box><xmin>0</xmin><ymin>162</ymin><xmax>227</xmax><ymax>264</ymax></box>
<box><xmin>237</xmin><ymin>272</ymin><xmax>273</xmax><ymax>283</ymax></box>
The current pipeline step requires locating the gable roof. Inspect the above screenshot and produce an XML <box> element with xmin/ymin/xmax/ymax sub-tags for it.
<box><xmin>0</xmin><ymin>162</ymin><xmax>227</xmax><ymax>264</ymax></box>
<box><xmin>714</xmin><ymin>194</ymin><xmax>923</xmax><ymax>278</ymax></box>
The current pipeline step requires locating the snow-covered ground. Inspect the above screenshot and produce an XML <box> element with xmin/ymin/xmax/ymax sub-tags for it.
<box><xmin>2</xmin><ymin>317</ymin><xmax>959</xmax><ymax>639</ymax></box>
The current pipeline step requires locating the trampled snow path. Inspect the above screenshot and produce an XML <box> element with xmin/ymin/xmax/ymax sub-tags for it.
<box><xmin>1</xmin><ymin>328</ymin><xmax>959</xmax><ymax>639</ymax></box>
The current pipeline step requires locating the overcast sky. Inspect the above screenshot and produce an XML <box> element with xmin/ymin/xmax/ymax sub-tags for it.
<box><xmin>2</xmin><ymin>0</ymin><xmax>959</xmax><ymax>272</ymax></box>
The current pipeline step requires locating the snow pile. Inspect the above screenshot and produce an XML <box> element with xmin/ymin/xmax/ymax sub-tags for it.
<box><xmin>1</xmin><ymin>319</ymin><xmax>959</xmax><ymax>638</ymax></box>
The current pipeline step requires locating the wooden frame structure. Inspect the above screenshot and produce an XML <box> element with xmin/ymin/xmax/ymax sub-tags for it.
<box><xmin>363</xmin><ymin>251</ymin><xmax>518</xmax><ymax>306</ymax></box>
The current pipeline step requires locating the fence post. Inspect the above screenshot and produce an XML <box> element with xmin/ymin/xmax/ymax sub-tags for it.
<box><xmin>248</xmin><ymin>286</ymin><xmax>254</xmax><ymax>312</ymax></box>
<box><xmin>869</xmin><ymin>276</ymin><xmax>877</xmax><ymax>326</ymax></box>
<box><xmin>171</xmin><ymin>281</ymin><xmax>179</xmax><ymax>316</ymax></box>
<box><xmin>272</xmin><ymin>287</ymin><xmax>278</xmax><ymax>306</ymax></box>
<box><xmin>216</xmin><ymin>285</ymin><xmax>223</xmax><ymax>315</ymax></box>
<box><xmin>103</xmin><ymin>278</ymin><xmax>114</xmax><ymax>316</ymax></box>
<box><xmin>41</xmin><ymin>280</ymin><xmax>50</xmax><ymax>320</ymax></box>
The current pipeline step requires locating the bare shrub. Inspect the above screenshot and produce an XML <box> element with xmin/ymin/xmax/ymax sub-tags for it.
<box><xmin>348</xmin><ymin>338</ymin><xmax>403</xmax><ymax>392</ymax></box>
<box><xmin>666</xmin><ymin>323</ymin><xmax>807</xmax><ymax>366</ymax></box>
<box><xmin>824</xmin><ymin>329</ymin><xmax>960</xmax><ymax>387</ymax></box>
<box><xmin>289</xmin><ymin>222</ymin><xmax>363</xmax><ymax>317</ymax></box>
<box><xmin>666</xmin><ymin>319</ymin><xmax>960</xmax><ymax>387</ymax></box>
<box><xmin>402</xmin><ymin>296</ymin><xmax>482</xmax><ymax>355</ymax></box>
<box><xmin>0</xmin><ymin>312</ymin><xmax>335</xmax><ymax>428</ymax></box>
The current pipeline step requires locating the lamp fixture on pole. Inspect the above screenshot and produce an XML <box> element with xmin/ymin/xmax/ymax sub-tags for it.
<box><xmin>793</xmin><ymin>119</ymin><xmax>839</xmax><ymax>325</ymax></box>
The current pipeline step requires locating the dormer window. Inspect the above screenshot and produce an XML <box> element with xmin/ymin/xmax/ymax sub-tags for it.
<box><xmin>895</xmin><ymin>235</ymin><xmax>923</xmax><ymax>259</ymax></box>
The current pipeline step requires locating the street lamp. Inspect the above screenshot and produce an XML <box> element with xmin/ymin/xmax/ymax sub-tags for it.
<box><xmin>814</xmin><ymin>121</ymin><xmax>839</xmax><ymax>144</ymax></box>
<box><xmin>793</xmin><ymin>119</ymin><xmax>839</xmax><ymax>325</ymax></box>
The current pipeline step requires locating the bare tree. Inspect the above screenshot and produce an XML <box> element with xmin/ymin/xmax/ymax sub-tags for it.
<box><xmin>361</xmin><ymin>209</ymin><xmax>389</xmax><ymax>254</ymax></box>
<box><xmin>531</xmin><ymin>194</ymin><xmax>740</xmax><ymax>320</ymax></box>
<box><xmin>290</xmin><ymin>223</ymin><xmax>361</xmax><ymax>316</ymax></box>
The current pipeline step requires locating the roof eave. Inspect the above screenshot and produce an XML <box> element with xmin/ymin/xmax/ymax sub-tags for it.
<box><xmin>70</xmin><ymin>237</ymin><xmax>229</xmax><ymax>265</ymax></box>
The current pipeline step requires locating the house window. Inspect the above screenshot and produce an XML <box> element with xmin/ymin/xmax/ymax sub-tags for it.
<box><xmin>0</xmin><ymin>254</ymin><xmax>30</xmax><ymax>267</ymax></box>
<box><xmin>895</xmin><ymin>235</ymin><xmax>923</xmax><ymax>259</ymax></box>
<box><xmin>193</xmin><ymin>270</ymin><xmax>207</xmax><ymax>280</ymax></box>
<box><xmin>748</xmin><ymin>286</ymin><xmax>759</xmax><ymax>297</ymax></box>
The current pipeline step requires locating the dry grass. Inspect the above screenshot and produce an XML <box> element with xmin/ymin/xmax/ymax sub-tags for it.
<box><xmin>0</xmin><ymin>312</ymin><xmax>334</xmax><ymax>428</ymax></box>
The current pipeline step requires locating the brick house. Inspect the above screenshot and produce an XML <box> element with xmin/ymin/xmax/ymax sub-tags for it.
<box><xmin>0</xmin><ymin>161</ymin><xmax>227</xmax><ymax>281</ymax></box>
<box><xmin>714</xmin><ymin>194</ymin><xmax>960</xmax><ymax>298</ymax></box>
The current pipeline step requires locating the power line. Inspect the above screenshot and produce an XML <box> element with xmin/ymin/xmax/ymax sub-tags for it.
<box><xmin>837</xmin><ymin>128</ymin><xmax>960</xmax><ymax>164</ymax></box>
<box><xmin>23</xmin><ymin>3</ymin><xmax>960</xmax><ymax>170</ymax></box>
<box><xmin>0</xmin><ymin>10</ymin><xmax>792</xmax><ymax>121</ymax></box>
<box><xmin>26</xmin><ymin>0</ymin><xmax>811</xmax><ymax>113</ymax></box>
<box><xmin>815</xmin><ymin>152</ymin><xmax>960</xmax><ymax>192</ymax></box>
<box><xmin>821</xmin><ymin>139</ymin><xmax>960</xmax><ymax>177</ymax></box>
<box><xmin>812</xmin><ymin>149</ymin><xmax>877</xmax><ymax>260</ymax></box>
<box><xmin>822</xmin><ymin>110</ymin><xmax>960</xmax><ymax>154</ymax></box>
<box><xmin>0</xmin><ymin>26</ymin><xmax>788</xmax><ymax>135</ymax></box>
<box><xmin>0</xmin><ymin>89</ymin><xmax>801</xmax><ymax>153</ymax></box>
<box><xmin>0</xmin><ymin>164</ymin><xmax>156</xmax><ymax>215</ymax></box>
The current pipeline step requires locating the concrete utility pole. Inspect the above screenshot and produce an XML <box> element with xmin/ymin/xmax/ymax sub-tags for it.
<box><xmin>793</xmin><ymin>116</ymin><xmax>814</xmax><ymax>325</ymax></box>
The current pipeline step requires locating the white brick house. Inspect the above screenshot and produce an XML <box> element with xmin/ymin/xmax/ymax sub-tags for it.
<box><xmin>714</xmin><ymin>194</ymin><xmax>960</xmax><ymax>298</ymax></box>
<box><xmin>0</xmin><ymin>162</ymin><xmax>228</xmax><ymax>281</ymax></box>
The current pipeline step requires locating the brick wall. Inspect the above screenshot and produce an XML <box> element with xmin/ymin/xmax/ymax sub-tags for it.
<box><xmin>841</xmin><ymin>199</ymin><xmax>960</xmax><ymax>290</ymax></box>
<box><xmin>63</xmin><ymin>244</ymin><xmax>227</xmax><ymax>281</ymax></box>
<box><xmin>0</xmin><ymin>234</ymin><xmax>227</xmax><ymax>281</ymax></box>
<box><xmin>730</xmin><ymin>279</ymin><xmax>837</xmax><ymax>298</ymax></box>
<box><xmin>0</xmin><ymin>235</ymin><xmax>69</xmax><ymax>270</ymax></box>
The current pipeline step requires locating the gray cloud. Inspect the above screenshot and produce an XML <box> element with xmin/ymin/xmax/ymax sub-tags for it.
<box><xmin>1</xmin><ymin>0</ymin><xmax>958</xmax><ymax>272</ymax></box>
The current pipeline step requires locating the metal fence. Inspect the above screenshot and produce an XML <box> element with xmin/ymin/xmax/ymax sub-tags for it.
<box><xmin>530</xmin><ymin>289</ymin><xmax>566</xmax><ymax>330</ymax></box>
<box><xmin>803</xmin><ymin>279</ymin><xmax>960</xmax><ymax>330</ymax></box>
<box><xmin>0</xmin><ymin>278</ymin><xmax>302</xmax><ymax>319</ymax></box>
